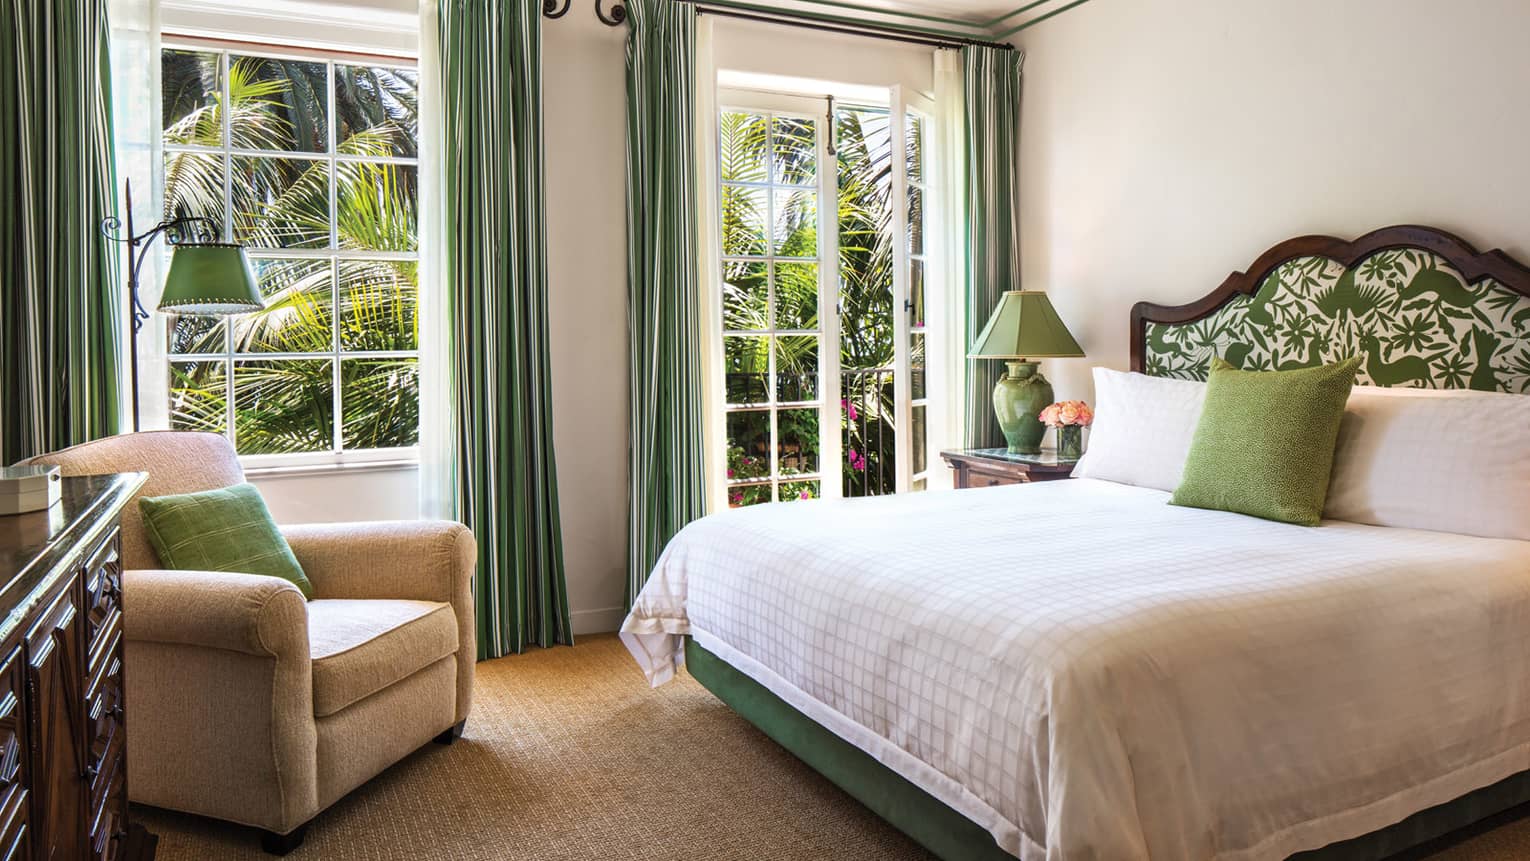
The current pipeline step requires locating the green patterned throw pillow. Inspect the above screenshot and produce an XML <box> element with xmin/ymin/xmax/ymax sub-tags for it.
<box><xmin>139</xmin><ymin>483</ymin><xmax>313</xmax><ymax>599</ymax></box>
<box><xmin>1170</xmin><ymin>355</ymin><xmax>1361</xmax><ymax>526</ymax></box>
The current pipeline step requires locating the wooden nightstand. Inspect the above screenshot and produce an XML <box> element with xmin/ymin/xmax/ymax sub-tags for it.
<box><xmin>940</xmin><ymin>448</ymin><xmax>1078</xmax><ymax>488</ymax></box>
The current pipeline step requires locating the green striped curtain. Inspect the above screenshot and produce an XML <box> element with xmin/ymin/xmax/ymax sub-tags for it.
<box><xmin>1</xmin><ymin>0</ymin><xmax>121</xmax><ymax>464</ymax></box>
<box><xmin>624</xmin><ymin>0</ymin><xmax>706</xmax><ymax>606</ymax></box>
<box><xmin>439</xmin><ymin>0</ymin><xmax>571</xmax><ymax>657</ymax></box>
<box><xmin>962</xmin><ymin>46</ymin><xmax>1024</xmax><ymax>449</ymax></box>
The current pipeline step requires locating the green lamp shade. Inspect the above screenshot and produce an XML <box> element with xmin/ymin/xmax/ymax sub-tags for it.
<box><xmin>158</xmin><ymin>243</ymin><xmax>263</xmax><ymax>315</ymax></box>
<box><xmin>968</xmin><ymin>290</ymin><xmax>1084</xmax><ymax>359</ymax></box>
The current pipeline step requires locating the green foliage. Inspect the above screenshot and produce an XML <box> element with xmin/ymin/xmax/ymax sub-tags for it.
<box><xmin>719</xmin><ymin>104</ymin><xmax>911</xmax><ymax>503</ymax></box>
<box><xmin>162</xmin><ymin>52</ymin><xmax>419</xmax><ymax>454</ymax></box>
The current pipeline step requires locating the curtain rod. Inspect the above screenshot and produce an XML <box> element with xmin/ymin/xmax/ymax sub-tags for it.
<box><xmin>542</xmin><ymin>0</ymin><xmax>1011</xmax><ymax>50</ymax></box>
<box><xmin>681</xmin><ymin>2</ymin><xmax>1013</xmax><ymax>51</ymax></box>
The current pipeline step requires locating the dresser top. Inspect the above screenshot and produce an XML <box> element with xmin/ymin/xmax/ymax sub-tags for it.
<box><xmin>0</xmin><ymin>472</ymin><xmax>145</xmax><ymax>642</ymax></box>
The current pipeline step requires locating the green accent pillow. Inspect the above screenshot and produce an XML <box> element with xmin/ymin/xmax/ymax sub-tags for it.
<box><xmin>1170</xmin><ymin>355</ymin><xmax>1362</xmax><ymax>526</ymax></box>
<box><xmin>138</xmin><ymin>483</ymin><xmax>313</xmax><ymax>599</ymax></box>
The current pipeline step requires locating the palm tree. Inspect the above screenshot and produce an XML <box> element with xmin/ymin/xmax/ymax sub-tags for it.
<box><xmin>718</xmin><ymin>105</ymin><xmax>902</xmax><ymax>500</ymax></box>
<box><xmin>163</xmin><ymin>54</ymin><xmax>418</xmax><ymax>454</ymax></box>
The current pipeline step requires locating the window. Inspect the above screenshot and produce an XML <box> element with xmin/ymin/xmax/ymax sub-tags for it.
<box><xmin>716</xmin><ymin>87</ymin><xmax>937</xmax><ymax>507</ymax></box>
<box><xmin>160</xmin><ymin>45</ymin><xmax>419</xmax><ymax>460</ymax></box>
<box><xmin>720</xmin><ymin>108</ymin><xmax>824</xmax><ymax>505</ymax></box>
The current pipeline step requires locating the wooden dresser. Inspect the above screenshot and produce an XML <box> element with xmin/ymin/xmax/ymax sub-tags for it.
<box><xmin>0</xmin><ymin>473</ymin><xmax>155</xmax><ymax>861</ymax></box>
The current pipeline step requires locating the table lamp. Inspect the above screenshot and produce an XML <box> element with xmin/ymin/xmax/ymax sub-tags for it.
<box><xmin>968</xmin><ymin>290</ymin><xmax>1085</xmax><ymax>454</ymax></box>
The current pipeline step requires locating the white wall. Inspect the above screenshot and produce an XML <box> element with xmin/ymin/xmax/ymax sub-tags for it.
<box><xmin>254</xmin><ymin>466</ymin><xmax>420</xmax><ymax>522</ymax></box>
<box><xmin>542</xmin><ymin>9</ymin><xmax>631</xmax><ymax>636</ymax></box>
<box><xmin>714</xmin><ymin>16</ymin><xmax>934</xmax><ymax>96</ymax></box>
<box><xmin>1013</xmin><ymin>0</ymin><xmax>1530</xmax><ymax>401</ymax></box>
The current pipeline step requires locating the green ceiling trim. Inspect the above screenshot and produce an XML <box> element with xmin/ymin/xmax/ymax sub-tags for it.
<box><xmin>981</xmin><ymin>0</ymin><xmax>1055</xmax><ymax>29</ymax></box>
<box><xmin>701</xmin><ymin>0</ymin><xmax>995</xmax><ymax>41</ymax></box>
<box><xmin>994</xmin><ymin>0</ymin><xmax>1093</xmax><ymax>37</ymax></box>
<box><xmin>775</xmin><ymin>0</ymin><xmax>995</xmax><ymax>30</ymax></box>
<box><xmin>700</xmin><ymin>0</ymin><xmax>1095</xmax><ymax>42</ymax></box>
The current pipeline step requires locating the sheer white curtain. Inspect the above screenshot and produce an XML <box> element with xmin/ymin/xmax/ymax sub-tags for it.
<box><xmin>693</xmin><ymin>14</ymin><xmax>725</xmax><ymax>512</ymax></box>
<box><xmin>109</xmin><ymin>0</ymin><xmax>164</xmax><ymax>430</ymax></box>
<box><xmin>417</xmin><ymin>0</ymin><xmax>454</xmax><ymax>519</ymax></box>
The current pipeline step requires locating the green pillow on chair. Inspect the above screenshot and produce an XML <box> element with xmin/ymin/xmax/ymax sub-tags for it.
<box><xmin>139</xmin><ymin>483</ymin><xmax>314</xmax><ymax>599</ymax></box>
<box><xmin>1171</xmin><ymin>355</ymin><xmax>1361</xmax><ymax>526</ymax></box>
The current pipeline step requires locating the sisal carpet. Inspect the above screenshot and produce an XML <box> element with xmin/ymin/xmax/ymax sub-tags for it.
<box><xmin>140</xmin><ymin>634</ymin><xmax>1530</xmax><ymax>861</ymax></box>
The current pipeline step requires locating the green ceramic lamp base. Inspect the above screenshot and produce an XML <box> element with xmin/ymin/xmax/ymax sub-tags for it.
<box><xmin>992</xmin><ymin>361</ymin><xmax>1052</xmax><ymax>455</ymax></box>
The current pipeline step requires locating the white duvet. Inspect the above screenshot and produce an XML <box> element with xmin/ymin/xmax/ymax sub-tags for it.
<box><xmin>620</xmin><ymin>479</ymin><xmax>1530</xmax><ymax>860</ymax></box>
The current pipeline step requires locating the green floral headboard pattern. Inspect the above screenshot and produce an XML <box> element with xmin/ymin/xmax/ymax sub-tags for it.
<box><xmin>1131</xmin><ymin>226</ymin><xmax>1530</xmax><ymax>393</ymax></box>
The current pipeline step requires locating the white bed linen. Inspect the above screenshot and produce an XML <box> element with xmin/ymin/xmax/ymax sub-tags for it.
<box><xmin>621</xmin><ymin>479</ymin><xmax>1530</xmax><ymax>860</ymax></box>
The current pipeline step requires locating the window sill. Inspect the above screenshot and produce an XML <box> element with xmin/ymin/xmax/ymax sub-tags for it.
<box><xmin>242</xmin><ymin>458</ymin><xmax>419</xmax><ymax>479</ymax></box>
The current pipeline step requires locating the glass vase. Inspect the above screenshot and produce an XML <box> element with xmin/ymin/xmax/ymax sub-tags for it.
<box><xmin>1056</xmin><ymin>425</ymin><xmax>1083</xmax><ymax>460</ymax></box>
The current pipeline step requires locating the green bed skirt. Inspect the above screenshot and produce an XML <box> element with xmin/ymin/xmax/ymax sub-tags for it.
<box><xmin>684</xmin><ymin>637</ymin><xmax>1530</xmax><ymax>860</ymax></box>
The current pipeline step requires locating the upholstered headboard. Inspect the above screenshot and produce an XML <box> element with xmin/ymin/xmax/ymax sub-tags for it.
<box><xmin>1130</xmin><ymin>226</ymin><xmax>1530</xmax><ymax>392</ymax></box>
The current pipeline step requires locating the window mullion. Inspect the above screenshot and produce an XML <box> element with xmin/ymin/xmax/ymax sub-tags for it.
<box><xmin>221</xmin><ymin>49</ymin><xmax>237</xmax><ymax>449</ymax></box>
<box><xmin>328</xmin><ymin>60</ymin><xmax>343</xmax><ymax>455</ymax></box>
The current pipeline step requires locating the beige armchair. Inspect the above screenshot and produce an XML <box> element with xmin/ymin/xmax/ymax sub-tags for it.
<box><xmin>28</xmin><ymin>431</ymin><xmax>476</xmax><ymax>854</ymax></box>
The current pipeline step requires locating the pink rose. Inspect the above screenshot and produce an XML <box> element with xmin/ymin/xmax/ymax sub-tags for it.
<box><xmin>1077</xmin><ymin>404</ymin><xmax>1094</xmax><ymax>426</ymax></box>
<box><xmin>1038</xmin><ymin>405</ymin><xmax>1058</xmax><ymax>426</ymax></box>
<box><xmin>1059</xmin><ymin>403</ymin><xmax>1081</xmax><ymax>425</ymax></box>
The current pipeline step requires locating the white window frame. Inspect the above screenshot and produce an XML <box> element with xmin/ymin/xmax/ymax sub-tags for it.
<box><xmin>893</xmin><ymin>87</ymin><xmax>937</xmax><ymax>491</ymax></box>
<box><xmin>714</xmin><ymin>89</ymin><xmax>839</xmax><ymax>506</ymax></box>
<box><xmin>159</xmin><ymin>38</ymin><xmax>420</xmax><ymax>470</ymax></box>
<box><xmin>712</xmin><ymin>85</ymin><xmax>942</xmax><ymax>506</ymax></box>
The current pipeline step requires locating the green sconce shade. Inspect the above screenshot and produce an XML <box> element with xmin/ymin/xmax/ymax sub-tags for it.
<box><xmin>157</xmin><ymin>243</ymin><xmax>263</xmax><ymax>315</ymax></box>
<box><xmin>968</xmin><ymin>290</ymin><xmax>1085</xmax><ymax>359</ymax></box>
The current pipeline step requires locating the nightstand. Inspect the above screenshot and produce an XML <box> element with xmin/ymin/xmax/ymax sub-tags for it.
<box><xmin>940</xmin><ymin>448</ymin><xmax>1077</xmax><ymax>488</ymax></box>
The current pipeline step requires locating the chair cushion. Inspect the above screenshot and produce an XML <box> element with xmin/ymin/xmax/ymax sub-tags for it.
<box><xmin>308</xmin><ymin>599</ymin><xmax>458</xmax><ymax>717</ymax></box>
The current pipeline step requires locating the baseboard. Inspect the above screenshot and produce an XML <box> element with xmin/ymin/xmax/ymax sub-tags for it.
<box><xmin>570</xmin><ymin>606</ymin><xmax>628</xmax><ymax>636</ymax></box>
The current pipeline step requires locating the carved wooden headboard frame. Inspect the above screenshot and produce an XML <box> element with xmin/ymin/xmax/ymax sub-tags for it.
<box><xmin>1129</xmin><ymin>225</ymin><xmax>1530</xmax><ymax>384</ymax></box>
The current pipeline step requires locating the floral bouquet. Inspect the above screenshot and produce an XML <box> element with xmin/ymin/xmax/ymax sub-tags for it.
<box><xmin>1038</xmin><ymin>400</ymin><xmax>1092</xmax><ymax>460</ymax></box>
<box><xmin>1038</xmin><ymin>400</ymin><xmax>1093</xmax><ymax>428</ymax></box>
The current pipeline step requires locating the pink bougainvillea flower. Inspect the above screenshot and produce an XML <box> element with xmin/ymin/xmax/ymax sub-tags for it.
<box><xmin>727</xmin><ymin>468</ymin><xmax>735</xmax><ymax>478</ymax></box>
<box><xmin>841</xmin><ymin>398</ymin><xmax>859</xmax><ymax>422</ymax></box>
<box><xmin>799</xmin><ymin>490</ymin><xmax>811</xmax><ymax>500</ymax></box>
<box><xmin>848</xmin><ymin>449</ymin><xmax>867</xmax><ymax>471</ymax></box>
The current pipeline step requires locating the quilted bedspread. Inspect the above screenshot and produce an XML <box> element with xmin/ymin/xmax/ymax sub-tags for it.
<box><xmin>620</xmin><ymin>479</ymin><xmax>1530</xmax><ymax>860</ymax></box>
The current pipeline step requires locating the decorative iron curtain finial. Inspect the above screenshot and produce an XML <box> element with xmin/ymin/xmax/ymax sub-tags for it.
<box><xmin>542</xmin><ymin>0</ymin><xmax>625</xmax><ymax>26</ymax></box>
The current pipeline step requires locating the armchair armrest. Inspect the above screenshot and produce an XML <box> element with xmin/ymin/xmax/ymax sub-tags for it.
<box><xmin>122</xmin><ymin>569</ymin><xmax>309</xmax><ymax>657</ymax></box>
<box><xmin>120</xmin><ymin>568</ymin><xmax>318</xmax><ymax>833</ymax></box>
<box><xmin>280</xmin><ymin>520</ymin><xmax>475</xmax><ymax>604</ymax></box>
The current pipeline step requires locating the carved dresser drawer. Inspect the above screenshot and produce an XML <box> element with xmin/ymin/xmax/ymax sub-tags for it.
<box><xmin>0</xmin><ymin>648</ymin><xmax>28</xmax><ymax>861</ymax></box>
<box><xmin>0</xmin><ymin>473</ymin><xmax>154</xmax><ymax>861</ymax></box>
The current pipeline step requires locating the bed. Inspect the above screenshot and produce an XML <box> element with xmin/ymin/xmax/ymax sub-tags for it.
<box><xmin>621</xmin><ymin>225</ymin><xmax>1530</xmax><ymax>860</ymax></box>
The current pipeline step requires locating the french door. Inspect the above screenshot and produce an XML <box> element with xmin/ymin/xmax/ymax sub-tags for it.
<box><xmin>713</xmin><ymin>87</ymin><xmax>935</xmax><ymax>508</ymax></box>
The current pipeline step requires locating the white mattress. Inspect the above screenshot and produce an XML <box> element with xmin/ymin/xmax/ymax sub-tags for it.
<box><xmin>620</xmin><ymin>479</ymin><xmax>1530</xmax><ymax>860</ymax></box>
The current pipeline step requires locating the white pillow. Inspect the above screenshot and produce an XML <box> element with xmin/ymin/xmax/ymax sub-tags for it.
<box><xmin>1324</xmin><ymin>386</ymin><xmax>1530</xmax><ymax>540</ymax></box>
<box><xmin>1070</xmin><ymin>368</ymin><xmax>1207</xmax><ymax>492</ymax></box>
